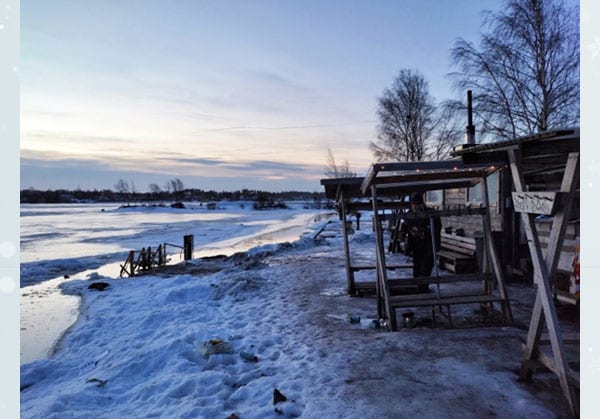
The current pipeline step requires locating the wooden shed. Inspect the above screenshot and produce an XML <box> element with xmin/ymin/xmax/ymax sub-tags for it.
<box><xmin>452</xmin><ymin>127</ymin><xmax>580</xmax><ymax>416</ymax></box>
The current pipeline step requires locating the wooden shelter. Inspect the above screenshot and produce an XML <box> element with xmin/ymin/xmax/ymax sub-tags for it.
<box><xmin>358</xmin><ymin>160</ymin><xmax>513</xmax><ymax>332</ymax></box>
<box><xmin>452</xmin><ymin>128</ymin><xmax>580</xmax><ymax>416</ymax></box>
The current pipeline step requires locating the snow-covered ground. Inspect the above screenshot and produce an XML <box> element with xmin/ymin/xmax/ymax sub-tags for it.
<box><xmin>20</xmin><ymin>206</ymin><xmax>576</xmax><ymax>418</ymax></box>
<box><xmin>20</xmin><ymin>202</ymin><xmax>331</xmax><ymax>364</ymax></box>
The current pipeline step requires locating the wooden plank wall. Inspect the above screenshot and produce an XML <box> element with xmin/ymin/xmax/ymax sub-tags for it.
<box><xmin>536</xmin><ymin>220</ymin><xmax>579</xmax><ymax>273</ymax></box>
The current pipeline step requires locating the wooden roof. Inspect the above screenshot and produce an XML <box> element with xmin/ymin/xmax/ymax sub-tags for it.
<box><xmin>361</xmin><ymin>159</ymin><xmax>501</xmax><ymax>195</ymax></box>
<box><xmin>452</xmin><ymin>128</ymin><xmax>579</xmax><ymax>186</ymax></box>
<box><xmin>320</xmin><ymin>177</ymin><xmax>364</xmax><ymax>200</ymax></box>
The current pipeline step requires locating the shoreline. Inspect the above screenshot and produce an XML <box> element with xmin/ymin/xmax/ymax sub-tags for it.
<box><xmin>21</xmin><ymin>212</ymin><xmax>335</xmax><ymax>365</ymax></box>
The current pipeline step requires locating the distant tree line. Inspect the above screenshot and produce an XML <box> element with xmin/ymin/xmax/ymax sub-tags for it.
<box><xmin>20</xmin><ymin>187</ymin><xmax>327</xmax><ymax>205</ymax></box>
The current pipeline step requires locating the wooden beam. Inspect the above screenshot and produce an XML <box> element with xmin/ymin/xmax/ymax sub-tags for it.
<box><xmin>480</xmin><ymin>175</ymin><xmax>513</xmax><ymax>322</ymax></box>
<box><xmin>361</xmin><ymin>160</ymin><xmax>502</xmax><ymax>194</ymax></box>
<box><xmin>372</xmin><ymin>160</ymin><xmax>500</xmax><ymax>173</ymax></box>
<box><xmin>385</xmin><ymin>272</ymin><xmax>493</xmax><ymax>286</ymax></box>
<box><xmin>345</xmin><ymin>201</ymin><xmax>410</xmax><ymax>211</ymax></box>
<box><xmin>374</xmin><ymin>179</ymin><xmax>480</xmax><ymax>194</ymax></box>
<box><xmin>371</xmin><ymin>184</ymin><xmax>396</xmax><ymax>329</ymax></box>
<box><xmin>340</xmin><ymin>190</ymin><xmax>355</xmax><ymax>295</ymax></box>
<box><xmin>366</xmin><ymin>169</ymin><xmax>489</xmax><ymax>186</ymax></box>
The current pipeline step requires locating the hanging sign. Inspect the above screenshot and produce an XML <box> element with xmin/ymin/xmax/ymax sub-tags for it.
<box><xmin>511</xmin><ymin>192</ymin><xmax>563</xmax><ymax>215</ymax></box>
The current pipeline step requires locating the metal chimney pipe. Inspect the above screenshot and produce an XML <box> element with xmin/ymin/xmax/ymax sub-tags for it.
<box><xmin>465</xmin><ymin>90</ymin><xmax>476</xmax><ymax>145</ymax></box>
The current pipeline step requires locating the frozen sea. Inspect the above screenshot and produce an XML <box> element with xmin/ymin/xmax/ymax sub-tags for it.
<box><xmin>20</xmin><ymin>201</ymin><xmax>332</xmax><ymax>364</ymax></box>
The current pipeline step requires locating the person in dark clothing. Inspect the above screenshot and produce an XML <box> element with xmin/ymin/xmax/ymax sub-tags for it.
<box><xmin>400</xmin><ymin>192</ymin><xmax>442</xmax><ymax>292</ymax></box>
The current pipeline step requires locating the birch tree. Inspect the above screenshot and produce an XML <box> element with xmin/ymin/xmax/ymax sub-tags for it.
<box><xmin>449</xmin><ymin>0</ymin><xmax>579</xmax><ymax>140</ymax></box>
<box><xmin>371</xmin><ymin>69</ymin><xmax>461</xmax><ymax>162</ymax></box>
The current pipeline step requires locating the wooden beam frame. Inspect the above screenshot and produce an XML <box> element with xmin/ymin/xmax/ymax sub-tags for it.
<box><xmin>363</xmin><ymin>163</ymin><xmax>511</xmax><ymax>331</ymax></box>
<box><xmin>361</xmin><ymin>160</ymin><xmax>503</xmax><ymax>194</ymax></box>
<box><xmin>508</xmin><ymin>149</ymin><xmax>579</xmax><ymax>417</ymax></box>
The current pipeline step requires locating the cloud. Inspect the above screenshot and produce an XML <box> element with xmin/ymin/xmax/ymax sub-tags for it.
<box><xmin>20</xmin><ymin>156</ymin><xmax>324</xmax><ymax>192</ymax></box>
<box><xmin>226</xmin><ymin>160</ymin><xmax>316</xmax><ymax>174</ymax></box>
<box><xmin>20</xmin><ymin>149</ymin><xmax>325</xmax><ymax>191</ymax></box>
<box><xmin>156</xmin><ymin>157</ymin><xmax>225</xmax><ymax>166</ymax></box>
<box><xmin>149</xmin><ymin>155</ymin><xmax>320</xmax><ymax>177</ymax></box>
<box><xmin>247</xmin><ymin>69</ymin><xmax>293</xmax><ymax>86</ymax></box>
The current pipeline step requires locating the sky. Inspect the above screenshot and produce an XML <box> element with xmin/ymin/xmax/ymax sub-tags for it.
<box><xmin>21</xmin><ymin>0</ymin><xmax>523</xmax><ymax>192</ymax></box>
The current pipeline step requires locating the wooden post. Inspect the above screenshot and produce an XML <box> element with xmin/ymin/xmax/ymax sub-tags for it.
<box><xmin>480</xmin><ymin>174</ymin><xmax>513</xmax><ymax>322</ymax></box>
<box><xmin>339</xmin><ymin>189</ymin><xmax>355</xmax><ymax>295</ymax></box>
<box><xmin>119</xmin><ymin>250</ymin><xmax>135</xmax><ymax>277</ymax></box>
<box><xmin>371</xmin><ymin>186</ymin><xmax>396</xmax><ymax>330</ymax></box>
<box><xmin>184</xmin><ymin>235</ymin><xmax>194</xmax><ymax>261</ymax></box>
<box><xmin>129</xmin><ymin>250</ymin><xmax>135</xmax><ymax>277</ymax></box>
<box><xmin>429</xmin><ymin>216</ymin><xmax>441</xmax><ymax>298</ymax></box>
<box><xmin>157</xmin><ymin>244</ymin><xmax>163</xmax><ymax>266</ymax></box>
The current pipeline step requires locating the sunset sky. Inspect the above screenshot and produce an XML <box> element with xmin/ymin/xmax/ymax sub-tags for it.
<box><xmin>21</xmin><ymin>0</ymin><xmax>533</xmax><ymax>192</ymax></box>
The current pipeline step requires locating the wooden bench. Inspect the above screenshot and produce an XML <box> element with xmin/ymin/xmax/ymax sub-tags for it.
<box><xmin>437</xmin><ymin>232</ymin><xmax>478</xmax><ymax>274</ymax></box>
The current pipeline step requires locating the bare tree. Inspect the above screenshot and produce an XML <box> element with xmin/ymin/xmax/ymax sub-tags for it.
<box><xmin>426</xmin><ymin>104</ymin><xmax>464</xmax><ymax>160</ymax></box>
<box><xmin>149</xmin><ymin>183</ymin><xmax>161</xmax><ymax>194</ymax></box>
<box><xmin>149</xmin><ymin>183</ymin><xmax>161</xmax><ymax>201</ymax></box>
<box><xmin>114</xmin><ymin>179</ymin><xmax>129</xmax><ymax>195</ymax></box>
<box><xmin>449</xmin><ymin>0</ymin><xmax>579</xmax><ymax>140</ymax></box>
<box><xmin>130</xmin><ymin>181</ymin><xmax>137</xmax><ymax>202</ymax></box>
<box><xmin>323</xmin><ymin>147</ymin><xmax>357</xmax><ymax>178</ymax></box>
<box><xmin>114</xmin><ymin>179</ymin><xmax>131</xmax><ymax>205</ymax></box>
<box><xmin>170</xmin><ymin>178</ymin><xmax>185</xmax><ymax>201</ymax></box>
<box><xmin>372</xmin><ymin>69</ymin><xmax>462</xmax><ymax>162</ymax></box>
<box><xmin>371</xmin><ymin>69</ymin><xmax>436</xmax><ymax>161</ymax></box>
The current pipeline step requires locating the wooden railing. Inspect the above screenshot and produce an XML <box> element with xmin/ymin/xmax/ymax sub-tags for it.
<box><xmin>119</xmin><ymin>235</ymin><xmax>194</xmax><ymax>278</ymax></box>
<box><xmin>119</xmin><ymin>244</ymin><xmax>169</xmax><ymax>277</ymax></box>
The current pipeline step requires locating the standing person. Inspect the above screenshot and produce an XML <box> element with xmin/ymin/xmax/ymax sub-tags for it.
<box><xmin>400</xmin><ymin>192</ymin><xmax>442</xmax><ymax>292</ymax></box>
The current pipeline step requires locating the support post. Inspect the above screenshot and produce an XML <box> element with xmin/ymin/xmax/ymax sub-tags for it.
<box><xmin>184</xmin><ymin>235</ymin><xmax>194</xmax><ymax>261</ymax></box>
<box><xmin>480</xmin><ymin>174</ymin><xmax>513</xmax><ymax>322</ymax></box>
<box><xmin>339</xmin><ymin>189</ymin><xmax>355</xmax><ymax>295</ymax></box>
<box><xmin>371</xmin><ymin>186</ymin><xmax>396</xmax><ymax>330</ymax></box>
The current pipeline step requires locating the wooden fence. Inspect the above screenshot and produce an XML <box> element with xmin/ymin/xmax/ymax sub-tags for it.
<box><xmin>119</xmin><ymin>244</ymin><xmax>169</xmax><ymax>277</ymax></box>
